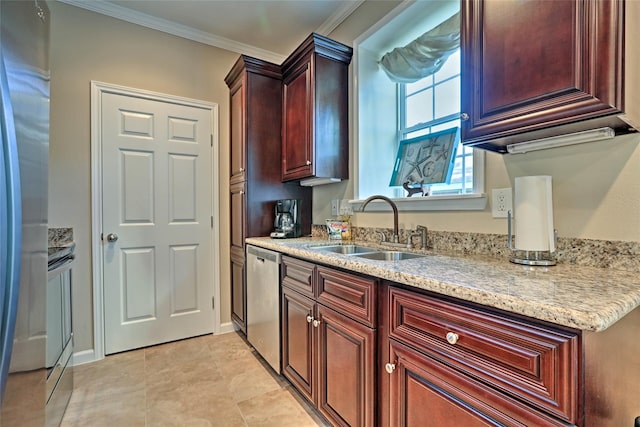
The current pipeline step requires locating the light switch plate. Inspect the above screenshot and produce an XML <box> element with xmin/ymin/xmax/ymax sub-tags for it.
<box><xmin>492</xmin><ymin>188</ymin><xmax>512</xmax><ymax>218</ymax></box>
<box><xmin>331</xmin><ymin>199</ymin><xmax>340</xmax><ymax>216</ymax></box>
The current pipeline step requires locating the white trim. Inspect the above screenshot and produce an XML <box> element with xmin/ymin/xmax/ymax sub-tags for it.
<box><xmin>350</xmin><ymin>193</ymin><xmax>487</xmax><ymax>212</ymax></box>
<box><xmin>90</xmin><ymin>81</ymin><xmax>221</xmax><ymax>361</ymax></box>
<box><xmin>315</xmin><ymin>0</ymin><xmax>366</xmax><ymax>35</ymax></box>
<box><xmin>58</xmin><ymin>0</ymin><xmax>285</xmax><ymax>64</ymax></box>
<box><xmin>219</xmin><ymin>322</ymin><xmax>239</xmax><ymax>335</ymax></box>
<box><xmin>57</xmin><ymin>0</ymin><xmax>362</xmax><ymax>65</ymax></box>
<box><xmin>72</xmin><ymin>349</ymin><xmax>99</xmax><ymax>366</ymax></box>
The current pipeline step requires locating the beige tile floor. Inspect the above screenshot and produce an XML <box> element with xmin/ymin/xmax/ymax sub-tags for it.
<box><xmin>61</xmin><ymin>332</ymin><xmax>329</xmax><ymax>426</ymax></box>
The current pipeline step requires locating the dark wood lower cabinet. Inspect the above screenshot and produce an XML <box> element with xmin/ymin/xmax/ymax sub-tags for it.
<box><xmin>281</xmin><ymin>286</ymin><xmax>315</xmax><ymax>401</ymax></box>
<box><xmin>387</xmin><ymin>339</ymin><xmax>571</xmax><ymax>427</ymax></box>
<box><xmin>229</xmin><ymin>246</ymin><xmax>246</xmax><ymax>334</ymax></box>
<box><xmin>281</xmin><ymin>256</ymin><xmax>376</xmax><ymax>427</ymax></box>
<box><xmin>317</xmin><ymin>305</ymin><xmax>375</xmax><ymax>427</ymax></box>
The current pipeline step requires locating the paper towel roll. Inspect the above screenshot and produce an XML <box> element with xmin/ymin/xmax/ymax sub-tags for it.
<box><xmin>514</xmin><ymin>176</ymin><xmax>555</xmax><ymax>252</ymax></box>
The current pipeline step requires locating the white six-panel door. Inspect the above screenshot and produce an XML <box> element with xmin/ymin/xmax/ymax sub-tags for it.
<box><xmin>101</xmin><ymin>92</ymin><xmax>213</xmax><ymax>354</ymax></box>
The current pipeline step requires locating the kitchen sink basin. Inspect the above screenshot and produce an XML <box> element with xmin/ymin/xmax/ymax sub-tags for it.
<box><xmin>355</xmin><ymin>251</ymin><xmax>425</xmax><ymax>261</ymax></box>
<box><xmin>312</xmin><ymin>245</ymin><xmax>379</xmax><ymax>255</ymax></box>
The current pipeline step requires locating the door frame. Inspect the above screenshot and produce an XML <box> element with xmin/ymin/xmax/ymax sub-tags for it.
<box><xmin>89</xmin><ymin>81</ymin><xmax>221</xmax><ymax>363</ymax></box>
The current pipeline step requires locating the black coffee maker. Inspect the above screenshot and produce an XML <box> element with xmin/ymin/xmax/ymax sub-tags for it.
<box><xmin>270</xmin><ymin>199</ymin><xmax>301</xmax><ymax>238</ymax></box>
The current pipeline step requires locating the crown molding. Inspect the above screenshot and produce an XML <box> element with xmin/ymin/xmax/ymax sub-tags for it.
<box><xmin>56</xmin><ymin>0</ymin><xmax>287</xmax><ymax>64</ymax></box>
<box><xmin>315</xmin><ymin>0</ymin><xmax>365</xmax><ymax>35</ymax></box>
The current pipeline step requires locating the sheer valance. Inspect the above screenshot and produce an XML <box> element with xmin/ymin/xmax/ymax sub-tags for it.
<box><xmin>379</xmin><ymin>12</ymin><xmax>460</xmax><ymax>84</ymax></box>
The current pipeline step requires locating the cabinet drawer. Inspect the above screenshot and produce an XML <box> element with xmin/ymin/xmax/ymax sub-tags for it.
<box><xmin>388</xmin><ymin>339</ymin><xmax>571</xmax><ymax>427</ymax></box>
<box><xmin>281</xmin><ymin>256</ymin><xmax>315</xmax><ymax>298</ymax></box>
<box><xmin>388</xmin><ymin>287</ymin><xmax>580</xmax><ymax>424</ymax></box>
<box><xmin>317</xmin><ymin>266</ymin><xmax>376</xmax><ymax>327</ymax></box>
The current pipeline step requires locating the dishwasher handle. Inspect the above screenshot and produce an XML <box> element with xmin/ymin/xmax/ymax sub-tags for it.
<box><xmin>247</xmin><ymin>245</ymin><xmax>281</xmax><ymax>264</ymax></box>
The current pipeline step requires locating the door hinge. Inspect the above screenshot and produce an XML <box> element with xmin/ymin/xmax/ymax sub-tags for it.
<box><xmin>210</xmin><ymin>134</ymin><xmax>213</xmax><ymax>147</ymax></box>
<box><xmin>212</xmin><ymin>297</ymin><xmax>215</xmax><ymax>309</ymax></box>
<box><xmin>211</xmin><ymin>216</ymin><xmax>214</xmax><ymax>228</ymax></box>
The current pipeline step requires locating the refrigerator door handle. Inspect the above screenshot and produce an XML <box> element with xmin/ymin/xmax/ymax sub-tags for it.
<box><xmin>0</xmin><ymin>54</ymin><xmax>23</xmax><ymax>402</ymax></box>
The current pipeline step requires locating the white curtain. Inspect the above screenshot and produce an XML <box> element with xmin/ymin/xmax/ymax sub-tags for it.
<box><xmin>379</xmin><ymin>12</ymin><xmax>460</xmax><ymax>84</ymax></box>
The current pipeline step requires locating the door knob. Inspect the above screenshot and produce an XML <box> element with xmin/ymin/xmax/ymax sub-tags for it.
<box><xmin>106</xmin><ymin>233</ymin><xmax>118</xmax><ymax>242</ymax></box>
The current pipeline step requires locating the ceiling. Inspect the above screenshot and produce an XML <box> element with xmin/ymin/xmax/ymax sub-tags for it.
<box><xmin>57</xmin><ymin>0</ymin><xmax>365</xmax><ymax>63</ymax></box>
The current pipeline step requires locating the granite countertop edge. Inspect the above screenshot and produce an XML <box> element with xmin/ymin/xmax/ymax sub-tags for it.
<box><xmin>246</xmin><ymin>237</ymin><xmax>640</xmax><ymax>332</ymax></box>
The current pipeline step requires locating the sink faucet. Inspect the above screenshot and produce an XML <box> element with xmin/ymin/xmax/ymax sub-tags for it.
<box><xmin>360</xmin><ymin>195</ymin><xmax>399</xmax><ymax>243</ymax></box>
<box><xmin>408</xmin><ymin>225</ymin><xmax>428</xmax><ymax>249</ymax></box>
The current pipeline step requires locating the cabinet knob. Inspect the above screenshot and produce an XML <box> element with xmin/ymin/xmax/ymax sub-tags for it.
<box><xmin>239</xmin><ymin>167</ymin><xmax>244</xmax><ymax>172</ymax></box>
<box><xmin>446</xmin><ymin>332</ymin><xmax>459</xmax><ymax>345</ymax></box>
<box><xmin>306</xmin><ymin>160</ymin><xmax>311</xmax><ymax>166</ymax></box>
<box><xmin>460</xmin><ymin>112</ymin><xmax>469</xmax><ymax>121</ymax></box>
<box><xmin>306</xmin><ymin>315</ymin><xmax>313</xmax><ymax>323</ymax></box>
<box><xmin>385</xmin><ymin>363</ymin><xmax>396</xmax><ymax>374</ymax></box>
<box><xmin>239</xmin><ymin>190</ymin><xmax>244</xmax><ymax>195</ymax></box>
<box><xmin>312</xmin><ymin>319</ymin><xmax>321</xmax><ymax>327</ymax></box>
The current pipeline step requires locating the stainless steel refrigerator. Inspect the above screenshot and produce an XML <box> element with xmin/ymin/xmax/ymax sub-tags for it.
<box><xmin>0</xmin><ymin>1</ymin><xmax>50</xmax><ymax>425</ymax></box>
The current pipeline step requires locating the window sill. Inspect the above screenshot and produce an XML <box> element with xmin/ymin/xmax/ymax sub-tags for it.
<box><xmin>349</xmin><ymin>193</ymin><xmax>487</xmax><ymax>212</ymax></box>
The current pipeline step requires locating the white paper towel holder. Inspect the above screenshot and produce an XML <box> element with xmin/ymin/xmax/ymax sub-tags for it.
<box><xmin>507</xmin><ymin>211</ymin><xmax>557</xmax><ymax>266</ymax></box>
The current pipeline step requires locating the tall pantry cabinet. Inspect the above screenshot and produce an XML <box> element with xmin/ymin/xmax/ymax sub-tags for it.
<box><xmin>225</xmin><ymin>56</ymin><xmax>312</xmax><ymax>333</ymax></box>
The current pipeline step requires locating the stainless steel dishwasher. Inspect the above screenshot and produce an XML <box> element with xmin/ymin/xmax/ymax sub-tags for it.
<box><xmin>246</xmin><ymin>245</ymin><xmax>281</xmax><ymax>373</ymax></box>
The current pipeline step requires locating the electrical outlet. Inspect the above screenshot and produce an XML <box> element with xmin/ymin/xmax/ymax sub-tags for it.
<box><xmin>339</xmin><ymin>199</ymin><xmax>353</xmax><ymax>216</ymax></box>
<box><xmin>331</xmin><ymin>199</ymin><xmax>340</xmax><ymax>216</ymax></box>
<box><xmin>491</xmin><ymin>188</ymin><xmax>512</xmax><ymax>218</ymax></box>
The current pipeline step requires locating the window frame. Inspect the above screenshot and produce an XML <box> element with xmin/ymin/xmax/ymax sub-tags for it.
<box><xmin>350</xmin><ymin>0</ymin><xmax>487</xmax><ymax>212</ymax></box>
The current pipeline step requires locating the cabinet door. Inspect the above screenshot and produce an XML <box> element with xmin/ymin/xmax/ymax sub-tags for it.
<box><xmin>229</xmin><ymin>181</ymin><xmax>246</xmax><ymax>249</ymax></box>
<box><xmin>317</xmin><ymin>305</ymin><xmax>375</xmax><ymax>427</ymax></box>
<box><xmin>230</xmin><ymin>181</ymin><xmax>246</xmax><ymax>332</ymax></box>
<box><xmin>282</xmin><ymin>61</ymin><xmax>313</xmax><ymax>181</ymax></box>
<box><xmin>461</xmin><ymin>0</ymin><xmax>624</xmax><ymax>152</ymax></box>
<box><xmin>230</xmin><ymin>246</ymin><xmax>246</xmax><ymax>333</ymax></box>
<box><xmin>387</xmin><ymin>339</ymin><xmax>570</xmax><ymax>427</ymax></box>
<box><xmin>281</xmin><ymin>286</ymin><xmax>315</xmax><ymax>403</ymax></box>
<box><xmin>229</xmin><ymin>75</ymin><xmax>246</xmax><ymax>184</ymax></box>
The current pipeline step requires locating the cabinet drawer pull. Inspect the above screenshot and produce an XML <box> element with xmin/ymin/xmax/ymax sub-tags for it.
<box><xmin>306</xmin><ymin>315</ymin><xmax>313</xmax><ymax>323</ymax></box>
<box><xmin>446</xmin><ymin>332</ymin><xmax>459</xmax><ymax>345</ymax></box>
<box><xmin>385</xmin><ymin>363</ymin><xmax>396</xmax><ymax>374</ymax></box>
<box><xmin>312</xmin><ymin>319</ymin><xmax>321</xmax><ymax>327</ymax></box>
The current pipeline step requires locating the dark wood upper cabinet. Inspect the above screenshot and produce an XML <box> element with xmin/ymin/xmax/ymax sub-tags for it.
<box><xmin>281</xmin><ymin>33</ymin><xmax>352</xmax><ymax>183</ymax></box>
<box><xmin>461</xmin><ymin>0</ymin><xmax>628</xmax><ymax>153</ymax></box>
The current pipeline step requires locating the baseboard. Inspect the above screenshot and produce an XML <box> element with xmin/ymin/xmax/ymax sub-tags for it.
<box><xmin>72</xmin><ymin>348</ymin><xmax>103</xmax><ymax>366</ymax></box>
<box><xmin>72</xmin><ymin>323</ymin><xmax>238</xmax><ymax>366</ymax></box>
<box><xmin>218</xmin><ymin>321</ymin><xmax>238</xmax><ymax>334</ymax></box>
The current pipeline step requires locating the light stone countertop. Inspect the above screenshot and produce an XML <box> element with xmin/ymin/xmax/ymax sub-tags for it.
<box><xmin>246</xmin><ymin>236</ymin><xmax>640</xmax><ymax>332</ymax></box>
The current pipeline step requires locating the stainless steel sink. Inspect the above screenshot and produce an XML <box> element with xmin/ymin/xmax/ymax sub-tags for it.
<box><xmin>312</xmin><ymin>245</ymin><xmax>379</xmax><ymax>255</ymax></box>
<box><xmin>355</xmin><ymin>251</ymin><xmax>424</xmax><ymax>261</ymax></box>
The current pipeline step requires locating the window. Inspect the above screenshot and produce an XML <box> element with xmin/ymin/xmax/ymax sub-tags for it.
<box><xmin>398</xmin><ymin>49</ymin><xmax>474</xmax><ymax>196</ymax></box>
<box><xmin>353</xmin><ymin>1</ymin><xmax>485</xmax><ymax>210</ymax></box>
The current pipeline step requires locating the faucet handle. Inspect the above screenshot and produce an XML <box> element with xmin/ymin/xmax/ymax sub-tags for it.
<box><xmin>376</xmin><ymin>231</ymin><xmax>386</xmax><ymax>243</ymax></box>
